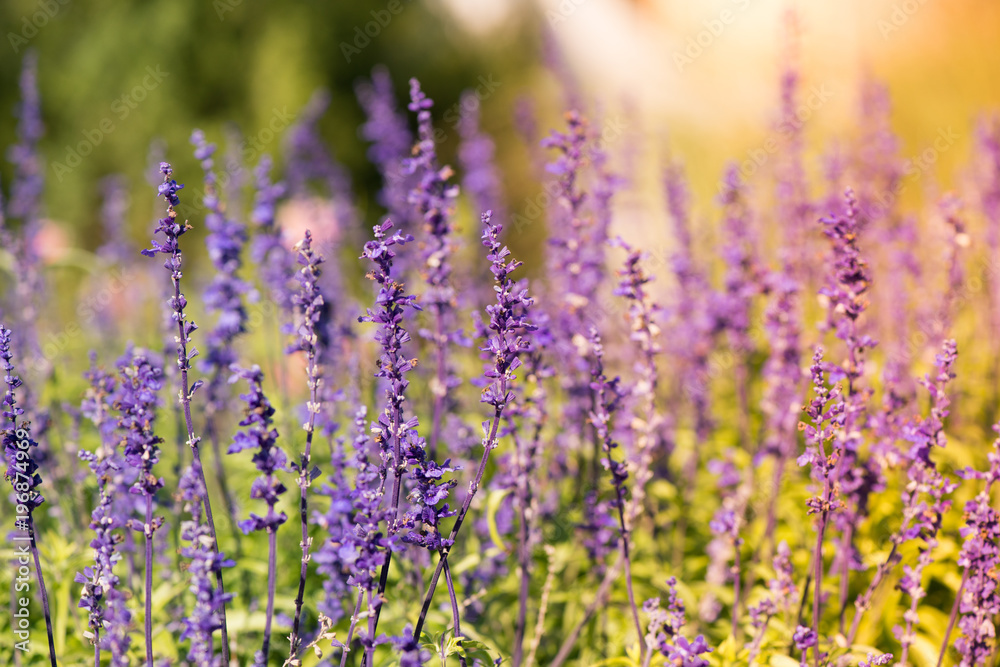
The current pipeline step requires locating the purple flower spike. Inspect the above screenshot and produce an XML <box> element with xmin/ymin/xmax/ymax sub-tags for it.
<box><xmin>2</xmin><ymin>325</ymin><xmax>44</xmax><ymax>512</ymax></box>
<box><xmin>178</xmin><ymin>462</ymin><xmax>235</xmax><ymax>667</ymax></box>
<box><xmin>354</xmin><ymin>218</ymin><xmax>420</xmax><ymax>663</ymax></box>
<box><xmin>945</xmin><ymin>427</ymin><xmax>1000</xmax><ymax>667</ymax></box>
<box><xmin>458</xmin><ymin>91</ymin><xmax>505</xmax><ymax>222</ymax></box>
<box><xmin>192</xmin><ymin>130</ymin><xmax>251</xmax><ymax>399</ymax></box>
<box><xmin>404</xmin><ymin>77</ymin><xmax>463</xmax><ymax>463</ymax></box>
<box><xmin>645</xmin><ymin>578</ymin><xmax>713</xmax><ymax>666</ymax></box>
<box><xmin>7</xmin><ymin>51</ymin><xmax>44</xmax><ymax>228</ymax></box>
<box><xmin>587</xmin><ymin>326</ymin><xmax>644</xmax><ymax>653</ymax></box>
<box><xmin>98</xmin><ymin>175</ymin><xmax>132</xmax><ymax>264</ymax></box>
<box><xmin>76</xmin><ymin>357</ymin><xmax>132</xmax><ymax>664</ymax></box>
<box><xmin>356</xmin><ymin>67</ymin><xmax>416</xmax><ymax>238</ymax></box>
<box><xmin>192</xmin><ymin>129</ymin><xmax>252</xmax><ymax>533</ymax></box>
<box><xmin>479</xmin><ymin>213</ymin><xmax>534</xmax><ymax>411</ymax></box>
<box><xmin>228</xmin><ymin>365</ymin><xmax>287</xmax><ymax>534</ymax></box>
<box><xmin>249</xmin><ymin>155</ymin><xmax>293</xmax><ymax>312</ymax></box>
<box><xmin>3</xmin><ymin>324</ymin><xmax>58</xmax><ymax>667</ymax></box>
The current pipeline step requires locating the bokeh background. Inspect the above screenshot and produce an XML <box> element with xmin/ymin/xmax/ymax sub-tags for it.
<box><xmin>1</xmin><ymin>0</ymin><xmax>998</xmax><ymax>272</ymax></box>
<box><xmin>1</xmin><ymin>2</ymin><xmax>999</xmax><ymax>665</ymax></box>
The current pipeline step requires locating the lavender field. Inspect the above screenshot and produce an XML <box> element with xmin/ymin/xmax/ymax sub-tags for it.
<box><xmin>1</xmin><ymin>2</ymin><xmax>1000</xmax><ymax>666</ymax></box>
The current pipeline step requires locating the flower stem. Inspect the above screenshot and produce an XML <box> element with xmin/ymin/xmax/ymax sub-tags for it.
<box><xmin>339</xmin><ymin>590</ymin><xmax>365</xmax><ymax>667</ymax></box>
<box><xmin>29</xmin><ymin>517</ymin><xmax>58</xmax><ymax>667</ymax></box>
<box><xmin>412</xmin><ymin>403</ymin><xmax>505</xmax><ymax>641</ymax></box>
<box><xmin>289</xmin><ymin>345</ymin><xmax>319</xmax><ymax>658</ymax></box>
<box><xmin>443</xmin><ymin>559</ymin><xmax>468</xmax><ymax>667</ymax></box>
<box><xmin>173</xmin><ymin>263</ymin><xmax>231</xmax><ymax>665</ymax></box>
<box><xmin>936</xmin><ymin>569</ymin><xmax>968</xmax><ymax>667</ymax></box>
<box><xmin>144</xmin><ymin>497</ymin><xmax>154</xmax><ymax>667</ymax></box>
<box><xmin>259</xmin><ymin>528</ymin><xmax>278</xmax><ymax>666</ymax></box>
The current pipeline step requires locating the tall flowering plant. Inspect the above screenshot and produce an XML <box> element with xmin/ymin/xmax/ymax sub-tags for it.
<box><xmin>141</xmin><ymin>162</ymin><xmax>231</xmax><ymax>663</ymax></box>
<box><xmin>2</xmin><ymin>325</ymin><xmax>57</xmax><ymax>667</ymax></box>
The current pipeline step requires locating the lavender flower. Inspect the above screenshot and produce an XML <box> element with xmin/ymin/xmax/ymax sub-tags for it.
<box><xmin>945</xmin><ymin>430</ymin><xmax>1000</xmax><ymax>667</ymax></box>
<box><xmin>410</xmin><ymin>212</ymin><xmax>533</xmax><ymax>647</ymax></box>
<box><xmin>714</xmin><ymin>164</ymin><xmax>763</xmax><ymax>446</ymax></box>
<box><xmin>228</xmin><ymin>364</ymin><xmax>286</xmax><ymax>664</ymax></box>
<box><xmin>116</xmin><ymin>349</ymin><xmax>164</xmax><ymax>667</ymax></box>
<box><xmin>541</xmin><ymin>111</ymin><xmax>613</xmax><ymax>487</ymax></box>
<box><xmin>284</xmin><ymin>89</ymin><xmax>357</xmax><ymax>233</ymax></box>
<box><xmin>229</xmin><ymin>365</ymin><xmax>287</xmax><ymax>533</ymax></box>
<box><xmin>586</xmin><ymin>326</ymin><xmax>643</xmax><ymax>656</ymax></box>
<box><xmin>2</xmin><ymin>326</ymin><xmax>44</xmax><ymax>512</ymax></box>
<box><xmin>356</xmin><ymin>219</ymin><xmax>419</xmax><ymax>663</ymax></box>
<box><xmin>610</xmin><ymin>238</ymin><xmax>663</xmax><ymax>520</ymax></box>
<box><xmin>798</xmin><ymin>348</ymin><xmax>845</xmax><ymax>667</ymax></box>
<box><xmin>76</xmin><ymin>357</ymin><xmax>132</xmax><ymax>667</ymax></box>
<box><xmin>818</xmin><ymin>189</ymin><xmax>881</xmax><ymax>626</ymax></box>
<box><xmin>249</xmin><ymin>155</ymin><xmax>293</xmax><ymax>312</ymax></box>
<box><xmin>405</xmin><ymin>78</ymin><xmax>463</xmax><ymax>463</ymax></box>
<box><xmin>850</xmin><ymin>341</ymin><xmax>958</xmax><ymax>649</ymax></box>
<box><xmin>858</xmin><ymin>653</ymin><xmax>892</xmax><ymax>667</ymax></box>
<box><xmin>356</xmin><ymin>67</ymin><xmax>416</xmax><ymax>239</ymax></box>
<box><xmin>193</xmin><ymin>130</ymin><xmax>251</xmax><ymax>390</ymax></box>
<box><xmin>178</xmin><ymin>462</ymin><xmax>235</xmax><ymax>667</ymax></box>
<box><xmin>458</xmin><ymin>91</ymin><xmax>505</xmax><ymax>222</ymax></box>
<box><xmin>773</xmin><ymin>38</ymin><xmax>813</xmax><ymax>278</ymax></box>
<box><xmin>286</xmin><ymin>229</ymin><xmax>329</xmax><ymax>659</ymax></box>
<box><xmin>1</xmin><ymin>324</ymin><xmax>57</xmax><ymax>667</ymax></box>
<box><xmin>192</xmin><ymin>129</ymin><xmax>251</xmax><ymax>529</ymax></box>
<box><xmin>746</xmin><ymin>541</ymin><xmax>798</xmax><ymax>663</ymax></box>
<box><xmin>98</xmin><ymin>175</ymin><xmax>132</xmax><ymax>264</ymax></box>
<box><xmin>5</xmin><ymin>52</ymin><xmax>47</xmax><ymax>378</ymax></box>
<box><xmin>313</xmin><ymin>407</ymin><xmax>375</xmax><ymax>635</ymax></box>
<box><xmin>664</xmin><ymin>160</ymin><xmax>716</xmax><ymax>570</ymax></box>
<box><xmin>759</xmin><ymin>269</ymin><xmax>802</xmax><ymax>548</ymax></box>
<box><xmin>142</xmin><ymin>161</ymin><xmax>231</xmax><ymax>663</ymax></box>
<box><xmin>7</xmin><ymin>51</ymin><xmax>43</xmax><ymax>228</ymax></box>
<box><xmin>644</xmin><ymin>578</ymin><xmax>712</xmax><ymax>666</ymax></box>
<box><xmin>334</xmin><ymin>406</ymin><xmax>397</xmax><ymax>664</ymax></box>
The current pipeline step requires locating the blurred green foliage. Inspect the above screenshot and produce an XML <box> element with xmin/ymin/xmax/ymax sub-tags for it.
<box><xmin>0</xmin><ymin>0</ymin><xmax>538</xmax><ymax>255</ymax></box>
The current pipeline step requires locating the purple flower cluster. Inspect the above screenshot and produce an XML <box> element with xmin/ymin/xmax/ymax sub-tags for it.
<box><xmin>178</xmin><ymin>462</ymin><xmax>235</xmax><ymax>667</ymax></box>
<box><xmin>644</xmin><ymin>578</ymin><xmax>712</xmax><ymax>667</ymax></box>
<box><xmin>356</xmin><ymin>67</ymin><xmax>416</xmax><ymax>238</ymax></box>
<box><xmin>458</xmin><ymin>92</ymin><xmax>505</xmax><ymax>222</ymax></box>
<box><xmin>117</xmin><ymin>351</ymin><xmax>164</xmax><ymax>504</ymax></box>
<box><xmin>76</xmin><ymin>357</ymin><xmax>132</xmax><ymax>666</ymax></box>
<box><xmin>2</xmin><ymin>325</ymin><xmax>44</xmax><ymax>512</ymax></box>
<box><xmin>286</xmin><ymin>229</ymin><xmax>329</xmax><ymax>658</ymax></box>
<box><xmin>228</xmin><ymin>365</ymin><xmax>287</xmax><ymax>533</ymax></box>
<box><xmin>542</xmin><ymin>112</ymin><xmax>611</xmax><ymax>463</ymax></box>
<box><xmin>405</xmin><ymin>79</ymin><xmax>465</xmax><ymax>463</ymax></box>
<box><xmin>952</xmin><ymin>430</ymin><xmax>1000</xmax><ymax>666</ymax></box>
<box><xmin>357</xmin><ymin>219</ymin><xmax>420</xmax><ymax>662</ymax></box>
<box><xmin>249</xmin><ymin>155</ymin><xmax>293</xmax><ymax>311</ymax></box>
<box><xmin>191</xmin><ymin>130</ymin><xmax>251</xmax><ymax>408</ymax></box>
